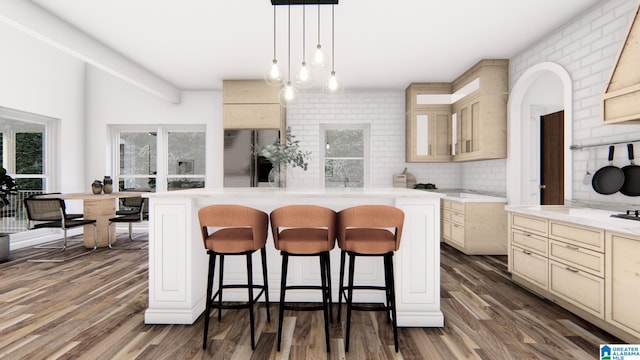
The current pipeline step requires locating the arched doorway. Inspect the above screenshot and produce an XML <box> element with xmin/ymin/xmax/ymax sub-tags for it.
<box><xmin>507</xmin><ymin>62</ymin><xmax>573</xmax><ymax>205</ymax></box>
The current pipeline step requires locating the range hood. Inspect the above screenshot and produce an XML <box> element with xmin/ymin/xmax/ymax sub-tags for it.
<box><xmin>602</xmin><ymin>2</ymin><xmax>640</xmax><ymax>124</ymax></box>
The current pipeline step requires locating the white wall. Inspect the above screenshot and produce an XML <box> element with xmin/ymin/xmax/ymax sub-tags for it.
<box><xmin>284</xmin><ymin>89</ymin><xmax>467</xmax><ymax>190</ymax></box>
<box><xmin>509</xmin><ymin>0</ymin><xmax>640</xmax><ymax>206</ymax></box>
<box><xmin>0</xmin><ymin>21</ymin><xmax>86</xmax><ymax>193</ymax></box>
<box><xmin>85</xmin><ymin>66</ymin><xmax>223</xmax><ymax>188</ymax></box>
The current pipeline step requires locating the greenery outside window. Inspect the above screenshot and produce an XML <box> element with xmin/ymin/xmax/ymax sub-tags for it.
<box><xmin>321</xmin><ymin>124</ymin><xmax>369</xmax><ymax>188</ymax></box>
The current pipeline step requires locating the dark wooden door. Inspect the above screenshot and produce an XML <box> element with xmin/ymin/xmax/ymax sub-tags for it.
<box><xmin>540</xmin><ymin>111</ymin><xmax>564</xmax><ymax>205</ymax></box>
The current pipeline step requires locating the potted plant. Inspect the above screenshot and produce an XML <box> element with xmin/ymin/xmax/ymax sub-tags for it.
<box><xmin>260</xmin><ymin>127</ymin><xmax>310</xmax><ymax>187</ymax></box>
<box><xmin>0</xmin><ymin>167</ymin><xmax>17</xmax><ymax>261</ymax></box>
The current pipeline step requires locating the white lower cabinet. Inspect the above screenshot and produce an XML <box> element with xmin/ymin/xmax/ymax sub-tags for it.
<box><xmin>606</xmin><ymin>232</ymin><xmax>640</xmax><ymax>339</ymax></box>
<box><xmin>508</xmin><ymin>211</ymin><xmax>640</xmax><ymax>343</ymax></box>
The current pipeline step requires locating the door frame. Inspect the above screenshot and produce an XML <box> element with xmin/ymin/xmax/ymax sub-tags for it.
<box><xmin>507</xmin><ymin>62</ymin><xmax>573</xmax><ymax>205</ymax></box>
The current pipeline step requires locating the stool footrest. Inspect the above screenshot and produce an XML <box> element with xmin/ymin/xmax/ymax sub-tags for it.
<box><xmin>210</xmin><ymin>288</ymin><xmax>266</xmax><ymax>309</ymax></box>
<box><xmin>281</xmin><ymin>302</ymin><xmax>325</xmax><ymax>312</ymax></box>
<box><xmin>285</xmin><ymin>285</ymin><xmax>325</xmax><ymax>291</ymax></box>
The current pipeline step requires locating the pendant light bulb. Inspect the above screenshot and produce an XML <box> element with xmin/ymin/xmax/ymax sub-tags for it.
<box><xmin>296</xmin><ymin>61</ymin><xmax>313</xmax><ymax>88</ymax></box>
<box><xmin>324</xmin><ymin>70</ymin><xmax>342</xmax><ymax>94</ymax></box>
<box><xmin>311</xmin><ymin>5</ymin><xmax>326</xmax><ymax>68</ymax></box>
<box><xmin>279</xmin><ymin>81</ymin><xmax>299</xmax><ymax>107</ymax></box>
<box><xmin>265</xmin><ymin>59</ymin><xmax>284</xmax><ymax>86</ymax></box>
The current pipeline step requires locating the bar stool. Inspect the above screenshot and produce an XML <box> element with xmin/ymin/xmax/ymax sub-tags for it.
<box><xmin>270</xmin><ymin>205</ymin><xmax>336</xmax><ymax>352</ymax></box>
<box><xmin>198</xmin><ymin>204</ymin><xmax>270</xmax><ymax>350</ymax></box>
<box><xmin>336</xmin><ymin>205</ymin><xmax>404</xmax><ymax>352</ymax></box>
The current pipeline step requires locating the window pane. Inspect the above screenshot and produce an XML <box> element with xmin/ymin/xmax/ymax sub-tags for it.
<box><xmin>118</xmin><ymin>177</ymin><xmax>156</xmax><ymax>192</ymax></box>
<box><xmin>167</xmin><ymin>177</ymin><xmax>205</xmax><ymax>191</ymax></box>
<box><xmin>16</xmin><ymin>132</ymin><xmax>44</xmax><ymax>174</ymax></box>
<box><xmin>326</xmin><ymin>129</ymin><xmax>364</xmax><ymax>157</ymax></box>
<box><xmin>325</xmin><ymin>159</ymin><xmax>364</xmax><ymax>188</ymax></box>
<box><xmin>119</xmin><ymin>132</ymin><xmax>156</xmax><ymax>176</ymax></box>
<box><xmin>168</xmin><ymin>132</ymin><xmax>205</xmax><ymax>175</ymax></box>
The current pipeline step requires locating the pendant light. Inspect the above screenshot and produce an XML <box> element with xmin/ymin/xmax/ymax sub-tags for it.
<box><xmin>295</xmin><ymin>3</ymin><xmax>312</xmax><ymax>88</ymax></box>
<box><xmin>264</xmin><ymin>6</ymin><xmax>284</xmax><ymax>86</ymax></box>
<box><xmin>311</xmin><ymin>4</ymin><xmax>327</xmax><ymax>68</ymax></box>
<box><xmin>324</xmin><ymin>4</ymin><xmax>342</xmax><ymax>94</ymax></box>
<box><xmin>279</xmin><ymin>3</ymin><xmax>299</xmax><ymax>106</ymax></box>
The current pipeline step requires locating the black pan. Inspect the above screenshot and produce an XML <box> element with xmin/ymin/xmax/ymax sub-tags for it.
<box><xmin>592</xmin><ymin>145</ymin><xmax>625</xmax><ymax>195</ymax></box>
<box><xmin>620</xmin><ymin>144</ymin><xmax>640</xmax><ymax>196</ymax></box>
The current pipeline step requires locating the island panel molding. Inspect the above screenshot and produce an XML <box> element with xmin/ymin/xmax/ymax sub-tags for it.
<box><xmin>143</xmin><ymin>188</ymin><xmax>444</xmax><ymax>327</ymax></box>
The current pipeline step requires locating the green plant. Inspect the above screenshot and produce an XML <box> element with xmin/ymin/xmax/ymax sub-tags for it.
<box><xmin>260</xmin><ymin>127</ymin><xmax>311</xmax><ymax>170</ymax></box>
<box><xmin>414</xmin><ymin>183</ymin><xmax>437</xmax><ymax>190</ymax></box>
<box><xmin>0</xmin><ymin>168</ymin><xmax>18</xmax><ymax>208</ymax></box>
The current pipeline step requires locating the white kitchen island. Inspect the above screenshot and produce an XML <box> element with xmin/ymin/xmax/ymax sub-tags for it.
<box><xmin>143</xmin><ymin>187</ymin><xmax>444</xmax><ymax>328</ymax></box>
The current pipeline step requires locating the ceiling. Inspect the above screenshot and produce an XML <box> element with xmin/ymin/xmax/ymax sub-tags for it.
<box><xmin>27</xmin><ymin>0</ymin><xmax>601</xmax><ymax>91</ymax></box>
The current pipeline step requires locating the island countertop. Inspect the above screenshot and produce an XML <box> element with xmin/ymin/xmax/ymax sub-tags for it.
<box><xmin>144</xmin><ymin>187</ymin><xmax>444</xmax><ymax>328</ymax></box>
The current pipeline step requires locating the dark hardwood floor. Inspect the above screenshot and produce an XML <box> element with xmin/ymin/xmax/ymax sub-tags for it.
<box><xmin>0</xmin><ymin>234</ymin><xmax>620</xmax><ymax>359</ymax></box>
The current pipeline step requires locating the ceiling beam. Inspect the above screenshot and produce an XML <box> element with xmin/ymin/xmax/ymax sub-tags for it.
<box><xmin>0</xmin><ymin>0</ymin><xmax>181</xmax><ymax>104</ymax></box>
<box><xmin>271</xmin><ymin>1</ymin><xmax>338</xmax><ymax>5</ymax></box>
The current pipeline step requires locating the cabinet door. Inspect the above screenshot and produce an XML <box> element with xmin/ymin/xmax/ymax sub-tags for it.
<box><xmin>406</xmin><ymin>109</ymin><xmax>451</xmax><ymax>162</ymax></box>
<box><xmin>511</xmin><ymin>245</ymin><xmax>548</xmax><ymax>290</ymax></box>
<box><xmin>549</xmin><ymin>260</ymin><xmax>604</xmax><ymax>319</ymax></box>
<box><xmin>606</xmin><ymin>232</ymin><xmax>640</xmax><ymax>338</ymax></box>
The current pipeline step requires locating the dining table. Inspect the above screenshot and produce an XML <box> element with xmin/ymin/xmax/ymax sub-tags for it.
<box><xmin>40</xmin><ymin>192</ymin><xmax>143</xmax><ymax>248</ymax></box>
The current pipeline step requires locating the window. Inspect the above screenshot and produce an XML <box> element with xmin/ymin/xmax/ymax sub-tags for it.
<box><xmin>321</xmin><ymin>124</ymin><xmax>369</xmax><ymax>188</ymax></box>
<box><xmin>114</xmin><ymin>126</ymin><xmax>205</xmax><ymax>192</ymax></box>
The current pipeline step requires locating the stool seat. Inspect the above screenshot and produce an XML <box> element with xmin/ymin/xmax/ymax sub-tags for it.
<box><xmin>341</xmin><ymin>228</ymin><xmax>396</xmax><ymax>254</ymax></box>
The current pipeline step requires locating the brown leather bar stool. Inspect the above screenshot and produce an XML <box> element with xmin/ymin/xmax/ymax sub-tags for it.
<box><xmin>336</xmin><ymin>205</ymin><xmax>404</xmax><ymax>352</ymax></box>
<box><xmin>270</xmin><ymin>205</ymin><xmax>336</xmax><ymax>352</ymax></box>
<box><xmin>198</xmin><ymin>204</ymin><xmax>270</xmax><ymax>350</ymax></box>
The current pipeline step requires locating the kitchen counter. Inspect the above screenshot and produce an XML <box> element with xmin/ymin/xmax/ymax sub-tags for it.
<box><xmin>144</xmin><ymin>187</ymin><xmax>444</xmax><ymax>327</ymax></box>
<box><xmin>421</xmin><ymin>188</ymin><xmax>507</xmax><ymax>203</ymax></box>
<box><xmin>505</xmin><ymin>205</ymin><xmax>640</xmax><ymax>237</ymax></box>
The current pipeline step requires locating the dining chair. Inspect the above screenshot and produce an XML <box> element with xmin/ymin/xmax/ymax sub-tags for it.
<box><xmin>107</xmin><ymin>197</ymin><xmax>148</xmax><ymax>250</ymax></box>
<box><xmin>24</xmin><ymin>197</ymin><xmax>98</xmax><ymax>263</ymax></box>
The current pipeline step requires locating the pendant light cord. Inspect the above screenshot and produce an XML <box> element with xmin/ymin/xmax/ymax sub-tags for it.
<box><xmin>317</xmin><ymin>4</ymin><xmax>321</xmax><ymax>45</ymax></box>
<box><xmin>287</xmin><ymin>4</ymin><xmax>291</xmax><ymax>79</ymax></box>
<box><xmin>302</xmin><ymin>4</ymin><xmax>306</xmax><ymax>60</ymax></box>
<box><xmin>272</xmin><ymin>7</ymin><xmax>277</xmax><ymax>60</ymax></box>
<box><xmin>331</xmin><ymin>4</ymin><xmax>335</xmax><ymax>72</ymax></box>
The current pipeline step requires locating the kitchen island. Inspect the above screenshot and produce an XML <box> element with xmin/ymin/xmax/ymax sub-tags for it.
<box><xmin>143</xmin><ymin>187</ymin><xmax>444</xmax><ymax>328</ymax></box>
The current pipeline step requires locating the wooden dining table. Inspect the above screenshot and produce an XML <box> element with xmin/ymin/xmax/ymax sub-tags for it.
<box><xmin>40</xmin><ymin>192</ymin><xmax>143</xmax><ymax>248</ymax></box>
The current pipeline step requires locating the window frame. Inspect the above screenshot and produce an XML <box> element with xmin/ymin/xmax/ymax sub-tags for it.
<box><xmin>319</xmin><ymin>123</ymin><xmax>370</xmax><ymax>188</ymax></box>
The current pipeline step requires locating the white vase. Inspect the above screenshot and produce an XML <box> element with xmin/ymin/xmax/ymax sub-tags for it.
<box><xmin>268</xmin><ymin>164</ymin><xmax>286</xmax><ymax>188</ymax></box>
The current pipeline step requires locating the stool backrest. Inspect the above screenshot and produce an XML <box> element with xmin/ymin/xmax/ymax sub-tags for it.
<box><xmin>198</xmin><ymin>204</ymin><xmax>268</xmax><ymax>248</ymax></box>
<box><xmin>270</xmin><ymin>205</ymin><xmax>336</xmax><ymax>249</ymax></box>
<box><xmin>337</xmin><ymin>205</ymin><xmax>405</xmax><ymax>251</ymax></box>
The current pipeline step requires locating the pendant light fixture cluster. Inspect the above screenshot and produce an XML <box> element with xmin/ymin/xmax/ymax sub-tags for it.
<box><xmin>265</xmin><ymin>0</ymin><xmax>341</xmax><ymax>107</ymax></box>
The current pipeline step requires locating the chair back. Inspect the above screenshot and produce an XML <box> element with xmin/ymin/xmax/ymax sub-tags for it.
<box><xmin>198</xmin><ymin>204</ymin><xmax>268</xmax><ymax>250</ymax></box>
<box><xmin>270</xmin><ymin>205</ymin><xmax>336</xmax><ymax>250</ymax></box>
<box><xmin>23</xmin><ymin>198</ymin><xmax>65</xmax><ymax>223</ymax></box>
<box><xmin>337</xmin><ymin>205</ymin><xmax>405</xmax><ymax>251</ymax></box>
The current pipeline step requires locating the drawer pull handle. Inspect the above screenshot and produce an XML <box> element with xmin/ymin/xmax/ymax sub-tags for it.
<box><xmin>565</xmin><ymin>244</ymin><xmax>580</xmax><ymax>251</ymax></box>
<box><xmin>453</xmin><ymin>224</ymin><xmax>463</xmax><ymax>228</ymax></box>
<box><xmin>523</xmin><ymin>232</ymin><xmax>531</xmax><ymax>237</ymax></box>
<box><xmin>565</xmin><ymin>266</ymin><xmax>579</xmax><ymax>273</ymax></box>
<box><xmin>522</xmin><ymin>249</ymin><xmax>532</xmax><ymax>255</ymax></box>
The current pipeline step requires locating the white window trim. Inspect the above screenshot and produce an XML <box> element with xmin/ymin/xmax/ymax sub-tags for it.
<box><xmin>110</xmin><ymin>125</ymin><xmax>206</xmax><ymax>192</ymax></box>
<box><xmin>319</xmin><ymin>123</ymin><xmax>370</xmax><ymax>188</ymax></box>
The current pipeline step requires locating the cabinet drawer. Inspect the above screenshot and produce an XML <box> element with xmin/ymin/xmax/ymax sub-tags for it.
<box><xmin>549</xmin><ymin>240</ymin><xmax>604</xmax><ymax>277</ymax></box>
<box><xmin>549</xmin><ymin>221</ymin><xmax>604</xmax><ymax>252</ymax></box>
<box><xmin>451</xmin><ymin>212</ymin><xmax>465</xmax><ymax>225</ymax></box>
<box><xmin>442</xmin><ymin>209</ymin><xmax>452</xmax><ymax>222</ymax></box>
<box><xmin>511</xmin><ymin>245</ymin><xmax>548</xmax><ymax>290</ymax></box>
<box><xmin>450</xmin><ymin>223</ymin><xmax>465</xmax><ymax>247</ymax></box>
<box><xmin>451</xmin><ymin>201</ymin><xmax>465</xmax><ymax>213</ymax></box>
<box><xmin>512</xmin><ymin>229</ymin><xmax>548</xmax><ymax>256</ymax></box>
<box><xmin>441</xmin><ymin>199</ymin><xmax>452</xmax><ymax>210</ymax></box>
<box><xmin>511</xmin><ymin>214</ymin><xmax>548</xmax><ymax>237</ymax></box>
<box><xmin>441</xmin><ymin>220</ymin><xmax>451</xmax><ymax>240</ymax></box>
<box><xmin>549</xmin><ymin>260</ymin><xmax>604</xmax><ymax>319</ymax></box>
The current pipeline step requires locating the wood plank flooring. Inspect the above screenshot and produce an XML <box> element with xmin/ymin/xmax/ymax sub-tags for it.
<box><xmin>0</xmin><ymin>235</ymin><xmax>622</xmax><ymax>359</ymax></box>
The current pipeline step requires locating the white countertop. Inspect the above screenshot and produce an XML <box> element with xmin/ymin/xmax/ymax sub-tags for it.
<box><xmin>441</xmin><ymin>192</ymin><xmax>507</xmax><ymax>203</ymax></box>
<box><xmin>506</xmin><ymin>205</ymin><xmax>640</xmax><ymax>237</ymax></box>
<box><xmin>145</xmin><ymin>187</ymin><xmax>446</xmax><ymax>199</ymax></box>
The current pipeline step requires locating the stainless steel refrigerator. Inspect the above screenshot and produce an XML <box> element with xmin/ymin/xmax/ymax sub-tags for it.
<box><xmin>223</xmin><ymin>129</ymin><xmax>279</xmax><ymax>187</ymax></box>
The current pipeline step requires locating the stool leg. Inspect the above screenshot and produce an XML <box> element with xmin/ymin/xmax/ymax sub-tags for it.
<box><xmin>260</xmin><ymin>247</ymin><xmax>270</xmax><ymax>322</ymax></box>
<box><xmin>325</xmin><ymin>252</ymin><xmax>333</xmax><ymax>323</ymax></box>
<box><xmin>203</xmin><ymin>252</ymin><xmax>216</xmax><ymax>349</ymax></box>
<box><xmin>345</xmin><ymin>253</ymin><xmax>356</xmax><ymax>352</ymax></box>
<box><xmin>337</xmin><ymin>250</ymin><xmax>346</xmax><ymax>321</ymax></box>
<box><xmin>383</xmin><ymin>254</ymin><xmax>392</xmax><ymax>323</ymax></box>
<box><xmin>277</xmin><ymin>253</ymin><xmax>289</xmax><ymax>352</ymax></box>
<box><xmin>386</xmin><ymin>253</ymin><xmax>399</xmax><ymax>352</ymax></box>
<box><xmin>320</xmin><ymin>253</ymin><xmax>331</xmax><ymax>352</ymax></box>
<box><xmin>218</xmin><ymin>255</ymin><xmax>225</xmax><ymax>321</ymax></box>
<box><xmin>246</xmin><ymin>252</ymin><xmax>256</xmax><ymax>350</ymax></box>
